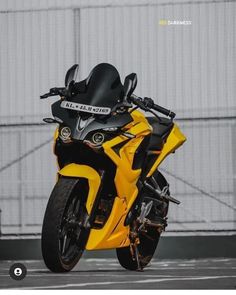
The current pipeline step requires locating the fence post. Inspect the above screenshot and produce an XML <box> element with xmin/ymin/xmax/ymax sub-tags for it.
<box><xmin>233</xmin><ymin>123</ymin><xmax>236</xmax><ymax>230</ymax></box>
<box><xmin>18</xmin><ymin>131</ymin><xmax>25</xmax><ymax>233</ymax></box>
<box><xmin>0</xmin><ymin>208</ymin><xmax>2</xmax><ymax>236</ymax></box>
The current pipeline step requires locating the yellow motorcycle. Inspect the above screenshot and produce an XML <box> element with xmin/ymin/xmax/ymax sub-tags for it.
<box><xmin>40</xmin><ymin>63</ymin><xmax>186</xmax><ymax>272</ymax></box>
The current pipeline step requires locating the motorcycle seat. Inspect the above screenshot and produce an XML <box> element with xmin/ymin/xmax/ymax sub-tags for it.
<box><xmin>146</xmin><ymin>117</ymin><xmax>174</xmax><ymax>150</ymax></box>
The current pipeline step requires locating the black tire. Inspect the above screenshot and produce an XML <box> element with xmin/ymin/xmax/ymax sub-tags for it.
<box><xmin>116</xmin><ymin>171</ymin><xmax>169</xmax><ymax>271</ymax></box>
<box><xmin>41</xmin><ymin>177</ymin><xmax>89</xmax><ymax>272</ymax></box>
<box><xmin>116</xmin><ymin>227</ymin><xmax>160</xmax><ymax>270</ymax></box>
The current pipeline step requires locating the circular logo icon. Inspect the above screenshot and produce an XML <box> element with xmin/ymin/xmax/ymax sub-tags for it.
<box><xmin>59</xmin><ymin>126</ymin><xmax>71</xmax><ymax>141</ymax></box>
<box><xmin>92</xmin><ymin>132</ymin><xmax>105</xmax><ymax>144</ymax></box>
<box><xmin>9</xmin><ymin>263</ymin><xmax>27</xmax><ymax>280</ymax></box>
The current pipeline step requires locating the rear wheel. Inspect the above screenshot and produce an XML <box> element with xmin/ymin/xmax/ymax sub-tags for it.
<box><xmin>41</xmin><ymin>177</ymin><xmax>90</xmax><ymax>272</ymax></box>
<box><xmin>116</xmin><ymin>171</ymin><xmax>169</xmax><ymax>270</ymax></box>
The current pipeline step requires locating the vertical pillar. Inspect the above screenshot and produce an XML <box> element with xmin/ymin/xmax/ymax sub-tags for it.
<box><xmin>0</xmin><ymin>208</ymin><xmax>2</xmax><ymax>236</ymax></box>
<box><xmin>18</xmin><ymin>131</ymin><xmax>25</xmax><ymax>233</ymax></box>
<box><xmin>232</xmin><ymin>123</ymin><xmax>236</xmax><ymax>231</ymax></box>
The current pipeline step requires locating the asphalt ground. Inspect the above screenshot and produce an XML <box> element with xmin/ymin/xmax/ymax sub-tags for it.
<box><xmin>0</xmin><ymin>258</ymin><xmax>235</xmax><ymax>289</ymax></box>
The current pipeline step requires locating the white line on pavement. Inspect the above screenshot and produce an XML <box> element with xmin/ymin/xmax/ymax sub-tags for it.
<box><xmin>11</xmin><ymin>275</ymin><xmax>236</xmax><ymax>289</ymax></box>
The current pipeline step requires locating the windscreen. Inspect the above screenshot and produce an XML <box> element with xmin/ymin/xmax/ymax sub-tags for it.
<box><xmin>61</xmin><ymin>63</ymin><xmax>124</xmax><ymax>115</ymax></box>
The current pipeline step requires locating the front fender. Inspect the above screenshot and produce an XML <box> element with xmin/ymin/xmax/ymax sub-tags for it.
<box><xmin>58</xmin><ymin>163</ymin><xmax>101</xmax><ymax>214</ymax></box>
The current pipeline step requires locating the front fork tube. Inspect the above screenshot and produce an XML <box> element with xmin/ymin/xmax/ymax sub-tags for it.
<box><xmin>124</xmin><ymin>179</ymin><xmax>151</xmax><ymax>272</ymax></box>
<box><xmin>125</xmin><ymin>149</ymin><xmax>152</xmax><ymax>226</ymax></box>
<box><xmin>82</xmin><ymin>170</ymin><xmax>105</xmax><ymax>229</ymax></box>
<box><xmin>124</xmin><ymin>180</ymin><xmax>145</xmax><ymax>226</ymax></box>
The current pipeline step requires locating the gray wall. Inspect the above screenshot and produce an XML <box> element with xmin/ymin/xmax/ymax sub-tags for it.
<box><xmin>0</xmin><ymin>0</ymin><xmax>235</xmax><ymax>234</ymax></box>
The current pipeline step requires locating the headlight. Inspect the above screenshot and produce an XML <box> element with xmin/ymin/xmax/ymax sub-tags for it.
<box><xmin>92</xmin><ymin>132</ymin><xmax>105</xmax><ymax>145</ymax></box>
<box><xmin>59</xmin><ymin>126</ymin><xmax>71</xmax><ymax>142</ymax></box>
<box><xmin>84</xmin><ymin>132</ymin><xmax>105</xmax><ymax>150</ymax></box>
<box><xmin>103</xmin><ymin>127</ymin><xmax>118</xmax><ymax>132</ymax></box>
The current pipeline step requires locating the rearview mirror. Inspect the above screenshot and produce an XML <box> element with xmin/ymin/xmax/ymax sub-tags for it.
<box><xmin>123</xmin><ymin>73</ymin><xmax>137</xmax><ymax>99</ymax></box>
<box><xmin>65</xmin><ymin>64</ymin><xmax>79</xmax><ymax>88</ymax></box>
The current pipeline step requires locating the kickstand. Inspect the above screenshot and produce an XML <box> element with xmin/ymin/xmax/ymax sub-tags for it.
<box><xmin>134</xmin><ymin>243</ymin><xmax>143</xmax><ymax>272</ymax></box>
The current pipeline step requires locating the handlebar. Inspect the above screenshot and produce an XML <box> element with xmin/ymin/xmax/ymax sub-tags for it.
<box><xmin>40</xmin><ymin>87</ymin><xmax>176</xmax><ymax>120</ymax></box>
<box><xmin>152</xmin><ymin>104</ymin><xmax>176</xmax><ymax>119</ymax></box>
<box><xmin>130</xmin><ymin>95</ymin><xmax>176</xmax><ymax>119</ymax></box>
<box><xmin>40</xmin><ymin>87</ymin><xmax>67</xmax><ymax>99</ymax></box>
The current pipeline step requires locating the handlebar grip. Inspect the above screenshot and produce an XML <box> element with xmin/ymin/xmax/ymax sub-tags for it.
<box><xmin>40</xmin><ymin>92</ymin><xmax>58</xmax><ymax>99</ymax></box>
<box><xmin>40</xmin><ymin>93</ymin><xmax>49</xmax><ymax>99</ymax></box>
<box><xmin>152</xmin><ymin>104</ymin><xmax>176</xmax><ymax>119</ymax></box>
<box><xmin>130</xmin><ymin>95</ymin><xmax>176</xmax><ymax>118</ymax></box>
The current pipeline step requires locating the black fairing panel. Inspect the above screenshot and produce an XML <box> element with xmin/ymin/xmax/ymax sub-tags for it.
<box><xmin>147</xmin><ymin>116</ymin><xmax>174</xmax><ymax>151</ymax></box>
<box><xmin>52</xmin><ymin>100</ymin><xmax>133</xmax><ymax>141</ymax></box>
<box><xmin>148</xmin><ymin>135</ymin><xmax>164</xmax><ymax>151</ymax></box>
<box><xmin>52</xmin><ymin>100</ymin><xmax>77</xmax><ymax>130</ymax></box>
<box><xmin>72</xmin><ymin>112</ymin><xmax>133</xmax><ymax>141</ymax></box>
<box><xmin>132</xmin><ymin>135</ymin><xmax>151</xmax><ymax>170</ymax></box>
<box><xmin>147</xmin><ymin>117</ymin><xmax>174</xmax><ymax>138</ymax></box>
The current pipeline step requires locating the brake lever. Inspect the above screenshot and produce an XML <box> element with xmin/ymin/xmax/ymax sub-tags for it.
<box><xmin>133</xmin><ymin>98</ymin><xmax>149</xmax><ymax>111</ymax></box>
<box><xmin>130</xmin><ymin>94</ymin><xmax>162</xmax><ymax>122</ymax></box>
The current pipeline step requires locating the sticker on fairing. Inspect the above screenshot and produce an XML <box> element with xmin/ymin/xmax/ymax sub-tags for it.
<box><xmin>60</xmin><ymin>101</ymin><xmax>111</xmax><ymax>115</ymax></box>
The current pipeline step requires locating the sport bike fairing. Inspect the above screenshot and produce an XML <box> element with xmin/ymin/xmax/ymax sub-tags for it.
<box><xmin>51</xmin><ymin>63</ymin><xmax>133</xmax><ymax>141</ymax></box>
<box><xmin>54</xmin><ymin>108</ymin><xmax>185</xmax><ymax>250</ymax></box>
<box><xmin>63</xmin><ymin>63</ymin><xmax>124</xmax><ymax>113</ymax></box>
<box><xmin>41</xmin><ymin>63</ymin><xmax>186</xmax><ymax>272</ymax></box>
<box><xmin>48</xmin><ymin>63</ymin><xmax>186</xmax><ymax>250</ymax></box>
<box><xmin>52</xmin><ymin>100</ymin><xmax>133</xmax><ymax>141</ymax></box>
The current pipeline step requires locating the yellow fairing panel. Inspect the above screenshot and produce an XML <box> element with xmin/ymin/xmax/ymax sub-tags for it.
<box><xmin>104</xmin><ymin>114</ymin><xmax>151</xmax><ymax>210</ymax></box>
<box><xmin>147</xmin><ymin>123</ymin><xmax>186</xmax><ymax>177</ymax></box>
<box><xmin>86</xmin><ymin>110</ymin><xmax>152</xmax><ymax>250</ymax></box>
<box><xmin>58</xmin><ymin>164</ymin><xmax>130</xmax><ymax>250</ymax></box>
<box><xmin>58</xmin><ymin>163</ymin><xmax>101</xmax><ymax>215</ymax></box>
<box><xmin>86</xmin><ymin>197</ymin><xmax>130</xmax><ymax>250</ymax></box>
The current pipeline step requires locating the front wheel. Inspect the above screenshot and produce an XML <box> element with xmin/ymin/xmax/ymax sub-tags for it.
<box><xmin>41</xmin><ymin>177</ymin><xmax>90</xmax><ymax>272</ymax></box>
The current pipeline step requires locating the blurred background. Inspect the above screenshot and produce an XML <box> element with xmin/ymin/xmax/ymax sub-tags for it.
<box><xmin>0</xmin><ymin>0</ymin><xmax>235</xmax><ymax>237</ymax></box>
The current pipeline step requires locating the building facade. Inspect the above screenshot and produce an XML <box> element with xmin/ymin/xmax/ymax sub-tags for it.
<box><xmin>0</xmin><ymin>0</ymin><xmax>235</xmax><ymax>234</ymax></box>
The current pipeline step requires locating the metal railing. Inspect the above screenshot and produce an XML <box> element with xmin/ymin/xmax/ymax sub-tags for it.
<box><xmin>0</xmin><ymin>117</ymin><xmax>235</xmax><ymax>235</ymax></box>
